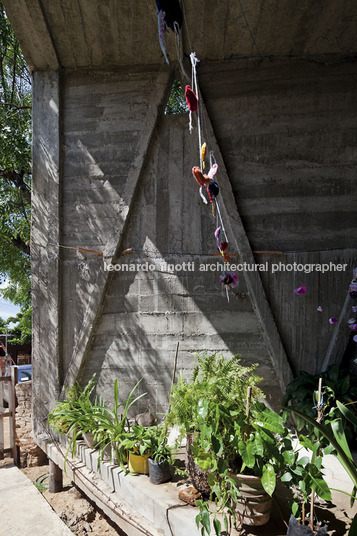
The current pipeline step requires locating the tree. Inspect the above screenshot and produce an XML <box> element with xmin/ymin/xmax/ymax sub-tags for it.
<box><xmin>0</xmin><ymin>1</ymin><xmax>32</xmax><ymax>343</ymax></box>
<box><xmin>165</xmin><ymin>79</ymin><xmax>188</xmax><ymax>115</ymax></box>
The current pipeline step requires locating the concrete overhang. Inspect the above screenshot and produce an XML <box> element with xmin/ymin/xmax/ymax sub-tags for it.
<box><xmin>3</xmin><ymin>0</ymin><xmax>357</xmax><ymax>72</ymax></box>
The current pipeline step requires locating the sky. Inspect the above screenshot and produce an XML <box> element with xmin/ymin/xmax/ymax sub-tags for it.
<box><xmin>0</xmin><ymin>280</ymin><xmax>21</xmax><ymax>321</ymax></box>
<box><xmin>0</xmin><ymin>297</ymin><xmax>20</xmax><ymax>320</ymax></box>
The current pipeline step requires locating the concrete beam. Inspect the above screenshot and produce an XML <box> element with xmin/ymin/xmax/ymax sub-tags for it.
<box><xmin>32</xmin><ymin>70</ymin><xmax>62</xmax><ymax>436</ymax></box>
<box><xmin>194</xmin><ymin>99</ymin><xmax>294</xmax><ymax>390</ymax></box>
<box><xmin>3</xmin><ymin>0</ymin><xmax>59</xmax><ymax>71</ymax></box>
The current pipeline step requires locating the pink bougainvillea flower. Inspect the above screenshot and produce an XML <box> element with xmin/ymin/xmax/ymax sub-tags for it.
<box><xmin>294</xmin><ymin>286</ymin><xmax>307</xmax><ymax>295</ymax></box>
<box><xmin>348</xmin><ymin>323</ymin><xmax>357</xmax><ymax>331</ymax></box>
<box><xmin>317</xmin><ymin>306</ymin><xmax>323</xmax><ymax>312</ymax></box>
<box><xmin>348</xmin><ymin>318</ymin><xmax>356</xmax><ymax>324</ymax></box>
<box><xmin>353</xmin><ymin>335</ymin><xmax>357</xmax><ymax>343</ymax></box>
<box><xmin>329</xmin><ymin>316</ymin><xmax>338</xmax><ymax>324</ymax></box>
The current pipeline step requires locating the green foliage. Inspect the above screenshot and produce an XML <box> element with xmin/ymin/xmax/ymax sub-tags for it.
<box><xmin>167</xmin><ymin>353</ymin><xmax>305</xmax><ymax>536</ymax></box>
<box><xmin>48</xmin><ymin>376</ymin><xmax>147</xmax><ymax>472</ymax></box>
<box><xmin>166</xmin><ymin>352</ymin><xmax>262</xmax><ymax>436</ymax></box>
<box><xmin>0</xmin><ymin>1</ymin><xmax>32</xmax><ymax>333</ymax></box>
<box><xmin>284</xmin><ymin>404</ymin><xmax>357</xmax><ymax>534</ymax></box>
<box><xmin>282</xmin><ymin>364</ymin><xmax>357</xmax><ymax>446</ymax></box>
<box><xmin>165</xmin><ymin>80</ymin><xmax>188</xmax><ymax>115</ymax></box>
<box><xmin>90</xmin><ymin>379</ymin><xmax>146</xmax><ymax>470</ymax></box>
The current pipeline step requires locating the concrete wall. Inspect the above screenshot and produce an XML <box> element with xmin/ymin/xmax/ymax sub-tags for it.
<box><xmin>200</xmin><ymin>60</ymin><xmax>357</xmax><ymax>375</ymax></box>
<box><xmin>31</xmin><ymin>59</ymin><xmax>356</xmax><ymax>431</ymax></box>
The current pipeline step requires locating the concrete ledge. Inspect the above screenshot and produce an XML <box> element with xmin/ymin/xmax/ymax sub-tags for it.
<box><xmin>39</xmin><ymin>437</ymin><xmax>205</xmax><ymax>536</ymax></box>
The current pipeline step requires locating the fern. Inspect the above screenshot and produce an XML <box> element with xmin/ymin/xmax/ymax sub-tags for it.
<box><xmin>167</xmin><ymin>353</ymin><xmax>262</xmax><ymax>435</ymax></box>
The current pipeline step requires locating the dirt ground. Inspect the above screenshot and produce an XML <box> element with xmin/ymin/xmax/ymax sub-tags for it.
<box><xmin>21</xmin><ymin>463</ymin><xmax>124</xmax><ymax>536</ymax></box>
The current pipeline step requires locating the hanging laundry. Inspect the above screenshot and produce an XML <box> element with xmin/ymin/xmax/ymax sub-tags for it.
<box><xmin>208</xmin><ymin>163</ymin><xmax>218</xmax><ymax>179</ymax></box>
<box><xmin>207</xmin><ymin>180</ymin><xmax>219</xmax><ymax>202</ymax></box>
<box><xmin>155</xmin><ymin>0</ymin><xmax>183</xmax><ymax>31</ymax></box>
<box><xmin>219</xmin><ymin>272</ymin><xmax>238</xmax><ymax>289</ymax></box>
<box><xmin>201</xmin><ymin>142</ymin><xmax>207</xmax><ymax>169</ymax></box>
<box><xmin>349</xmin><ymin>272</ymin><xmax>357</xmax><ymax>299</ymax></box>
<box><xmin>185</xmin><ymin>85</ymin><xmax>199</xmax><ymax>112</ymax></box>
<box><xmin>157</xmin><ymin>9</ymin><xmax>169</xmax><ymax>64</ymax></box>
<box><xmin>192</xmin><ymin>166</ymin><xmax>210</xmax><ymax>187</ymax></box>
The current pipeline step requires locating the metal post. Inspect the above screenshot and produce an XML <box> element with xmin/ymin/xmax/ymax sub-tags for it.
<box><xmin>49</xmin><ymin>459</ymin><xmax>63</xmax><ymax>493</ymax></box>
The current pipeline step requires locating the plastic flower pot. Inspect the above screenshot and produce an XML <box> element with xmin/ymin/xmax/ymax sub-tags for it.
<box><xmin>148</xmin><ymin>458</ymin><xmax>172</xmax><ymax>485</ymax></box>
<box><xmin>128</xmin><ymin>452</ymin><xmax>151</xmax><ymax>474</ymax></box>
<box><xmin>230</xmin><ymin>473</ymin><xmax>273</xmax><ymax>526</ymax></box>
<box><xmin>286</xmin><ymin>515</ymin><xmax>328</xmax><ymax>535</ymax></box>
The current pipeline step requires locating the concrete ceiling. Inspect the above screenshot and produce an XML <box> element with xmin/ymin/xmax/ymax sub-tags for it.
<box><xmin>4</xmin><ymin>0</ymin><xmax>357</xmax><ymax>71</ymax></box>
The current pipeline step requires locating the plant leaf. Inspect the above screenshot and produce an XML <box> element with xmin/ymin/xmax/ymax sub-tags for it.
<box><xmin>238</xmin><ymin>439</ymin><xmax>255</xmax><ymax>468</ymax></box>
<box><xmin>254</xmin><ymin>432</ymin><xmax>264</xmax><ymax>456</ymax></box>
<box><xmin>213</xmin><ymin>517</ymin><xmax>221</xmax><ymax>536</ymax></box>
<box><xmin>212</xmin><ymin>434</ymin><xmax>223</xmax><ymax>456</ymax></box>
<box><xmin>330</xmin><ymin>419</ymin><xmax>353</xmax><ymax>461</ymax></box>
<box><xmin>306</xmin><ymin>463</ymin><xmax>332</xmax><ymax>501</ymax></box>
<box><xmin>261</xmin><ymin>463</ymin><xmax>276</xmax><ymax>496</ymax></box>
<box><xmin>337</xmin><ymin>401</ymin><xmax>357</xmax><ymax>428</ymax></box>
<box><xmin>281</xmin><ymin>472</ymin><xmax>293</xmax><ymax>482</ymax></box>
<box><xmin>201</xmin><ymin>510</ymin><xmax>211</xmax><ymax>535</ymax></box>
<box><xmin>292</xmin><ymin>501</ymin><xmax>299</xmax><ymax>517</ymax></box>
<box><xmin>349</xmin><ymin>513</ymin><xmax>357</xmax><ymax>536</ymax></box>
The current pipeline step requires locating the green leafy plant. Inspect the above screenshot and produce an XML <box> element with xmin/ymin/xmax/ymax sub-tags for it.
<box><xmin>148</xmin><ymin>426</ymin><xmax>173</xmax><ymax>464</ymax></box>
<box><xmin>284</xmin><ymin>404</ymin><xmax>357</xmax><ymax>535</ymax></box>
<box><xmin>166</xmin><ymin>353</ymin><xmax>303</xmax><ymax>535</ymax></box>
<box><xmin>282</xmin><ymin>364</ymin><xmax>357</xmax><ymax>446</ymax></box>
<box><xmin>166</xmin><ymin>352</ymin><xmax>262</xmax><ymax>438</ymax></box>
<box><xmin>192</xmin><ymin>396</ymin><xmax>298</xmax><ymax>535</ymax></box>
<box><xmin>47</xmin><ymin>374</ymin><xmax>107</xmax><ymax>465</ymax></box>
<box><xmin>47</xmin><ymin>374</ymin><xmax>99</xmax><ymax>436</ymax></box>
<box><xmin>118</xmin><ymin>425</ymin><xmax>157</xmax><ymax>456</ymax></box>
<box><xmin>92</xmin><ymin>379</ymin><xmax>146</xmax><ymax>470</ymax></box>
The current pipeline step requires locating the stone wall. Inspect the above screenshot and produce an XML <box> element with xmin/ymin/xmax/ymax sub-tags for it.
<box><xmin>15</xmin><ymin>382</ymin><xmax>46</xmax><ymax>467</ymax></box>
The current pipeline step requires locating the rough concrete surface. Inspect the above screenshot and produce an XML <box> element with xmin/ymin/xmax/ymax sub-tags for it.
<box><xmin>0</xmin><ymin>463</ymin><xmax>73</xmax><ymax>536</ymax></box>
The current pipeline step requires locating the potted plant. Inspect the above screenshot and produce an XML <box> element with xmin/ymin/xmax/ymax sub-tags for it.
<box><xmin>283</xmin><ymin>402</ymin><xmax>357</xmax><ymax>536</ymax></box>
<box><xmin>118</xmin><ymin>425</ymin><xmax>158</xmax><ymax>474</ymax></box>
<box><xmin>92</xmin><ymin>379</ymin><xmax>146</xmax><ymax>470</ymax></box>
<box><xmin>148</xmin><ymin>427</ymin><xmax>173</xmax><ymax>485</ymax></box>
<box><xmin>282</xmin><ymin>364</ymin><xmax>357</xmax><ymax>447</ymax></box>
<box><xmin>47</xmin><ymin>374</ymin><xmax>105</xmax><ymax>454</ymax></box>
<box><xmin>165</xmin><ymin>352</ymin><xmax>263</xmax><ymax>495</ymax></box>
<box><xmin>191</xmin><ymin>392</ymin><xmax>298</xmax><ymax>534</ymax></box>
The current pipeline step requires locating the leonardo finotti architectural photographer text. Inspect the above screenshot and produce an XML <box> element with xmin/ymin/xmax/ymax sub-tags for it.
<box><xmin>103</xmin><ymin>261</ymin><xmax>348</xmax><ymax>274</ymax></box>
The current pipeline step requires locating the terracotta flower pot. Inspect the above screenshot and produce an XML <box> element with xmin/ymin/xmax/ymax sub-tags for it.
<box><xmin>230</xmin><ymin>473</ymin><xmax>273</xmax><ymax>527</ymax></box>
